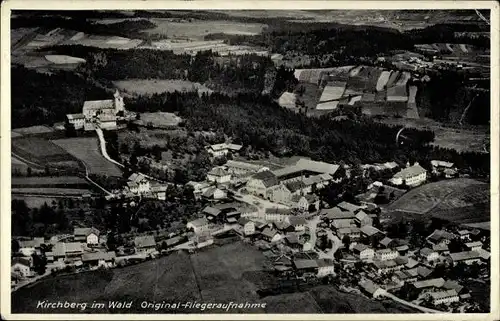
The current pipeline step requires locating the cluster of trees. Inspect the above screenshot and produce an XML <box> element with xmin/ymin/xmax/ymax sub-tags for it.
<box><xmin>11</xmin><ymin>66</ymin><xmax>109</xmax><ymax>128</ymax></box>
<box><xmin>11</xmin><ymin>199</ymin><xmax>72</xmax><ymax>237</ymax></box>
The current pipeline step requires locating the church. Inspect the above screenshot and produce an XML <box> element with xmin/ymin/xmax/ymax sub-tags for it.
<box><xmin>66</xmin><ymin>90</ymin><xmax>125</xmax><ymax>131</ymax></box>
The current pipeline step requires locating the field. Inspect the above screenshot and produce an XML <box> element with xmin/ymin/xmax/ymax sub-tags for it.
<box><xmin>52</xmin><ymin>137</ymin><xmax>122</xmax><ymax>177</ymax></box>
<box><xmin>12</xmin><ymin>176</ymin><xmax>88</xmax><ymax>188</ymax></box>
<box><xmin>386</xmin><ymin>178</ymin><xmax>490</xmax><ymax>224</ymax></box>
<box><xmin>113</xmin><ymin>79</ymin><xmax>213</xmax><ymax>96</ymax></box>
<box><xmin>11</xmin><ymin>137</ymin><xmax>83</xmax><ymax>170</ymax></box>
<box><xmin>143</xmin><ymin>18</ymin><xmax>267</xmax><ymax>40</ymax></box>
<box><xmin>134</xmin><ymin>112</ymin><xmax>183</xmax><ymax>128</ymax></box>
<box><xmin>374</xmin><ymin>118</ymin><xmax>489</xmax><ymax>153</ymax></box>
<box><xmin>45</xmin><ymin>55</ymin><xmax>86</xmax><ymax>64</ymax></box>
<box><xmin>63</xmin><ymin>33</ymin><xmax>143</xmax><ymax>49</ymax></box>
<box><xmin>11</xmin><ymin>196</ymin><xmax>60</xmax><ymax>208</ymax></box>
<box><xmin>12</xmin><ymin>125</ymin><xmax>54</xmax><ymax>135</ymax></box>
<box><xmin>11</xmin><ymin>188</ymin><xmax>92</xmax><ymax>196</ymax></box>
<box><xmin>117</xmin><ymin>128</ymin><xmax>188</xmax><ymax>150</ymax></box>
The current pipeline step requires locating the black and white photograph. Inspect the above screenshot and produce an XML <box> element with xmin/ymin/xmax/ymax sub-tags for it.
<box><xmin>1</xmin><ymin>1</ymin><xmax>498</xmax><ymax>319</ymax></box>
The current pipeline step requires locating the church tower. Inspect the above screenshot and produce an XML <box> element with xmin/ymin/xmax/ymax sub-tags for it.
<box><xmin>114</xmin><ymin>89</ymin><xmax>125</xmax><ymax>113</ymax></box>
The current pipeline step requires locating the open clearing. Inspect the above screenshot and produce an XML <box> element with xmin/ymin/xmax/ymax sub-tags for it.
<box><xmin>12</xmin><ymin>188</ymin><xmax>92</xmax><ymax>196</ymax></box>
<box><xmin>63</xmin><ymin>33</ymin><xmax>143</xmax><ymax>49</ymax></box>
<box><xmin>113</xmin><ymin>79</ymin><xmax>213</xmax><ymax>96</ymax></box>
<box><xmin>143</xmin><ymin>19</ymin><xmax>267</xmax><ymax>40</ymax></box>
<box><xmin>12</xmin><ymin>176</ymin><xmax>88</xmax><ymax>188</ymax></box>
<box><xmin>52</xmin><ymin>137</ymin><xmax>122</xmax><ymax>177</ymax></box>
<box><xmin>12</xmin><ymin>196</ymin><xmax>60</xmax><ymax>208</ymax></box>
<box><xmin>12</xmin><ymin>125</ymin><xmax>54</xmax><ymax>135</ymax></box>
<box><xmin>11</xmin><ymin>137</ymin><xmax>82</xmax><ymax>170</ymax></box>
<box><xmin>45</xmin><ymin>55</ymin><xmax>86</xmax><ymax>64</ymax></box>
<box><xmin>374</xmin><ymin>117</ymin><xmax>488</xmax><ymax>153</ymax></box>
<box><xmin>135</xmin><ymin>112</ymin><xmax>183</xmax><ymax>128</ymax></box>
<box><xmin>386</xmin><ymin>178</ymin><xmax>489</xmax><ymax>224</ymax></box>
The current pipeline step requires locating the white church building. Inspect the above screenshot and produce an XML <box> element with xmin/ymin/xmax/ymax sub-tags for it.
<box><xmin>66</xmin><ymin>90</ymin><xmax>125</xmax><ymax>131</ymax></box>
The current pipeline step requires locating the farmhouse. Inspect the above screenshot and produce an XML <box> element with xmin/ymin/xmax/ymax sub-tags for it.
<box><xmin>449</xmin><ymin>251</ymin><xmax>482</xmax><ymax>266</ymax></box>
<box><xmin>457</xmin><ymin>230</ymin><xmax>471</xmax><ymax>241</ymax></box>
<box><xmin>133</xmin><ymin>235</ymin><xmax>157</xmax><ymax>254</ymax></box>
<box><xmin>127</xmin><ymin>173</ymin><xmax>150</xmax><ymax>195</ymax></box>
<box><xmin>292</xmin><ymin>194</ymin><xmax>319</xmax><ymax>212</ymax></box>
<box><xmin>52</xmin><ymin>242</ymin><xmax>85</xmax><ymax>262</ymax></box>
<box><xmin>206</xmin><ymin>167</ymin><xmax>231</xmax><ymax>184</ymax></box>
<box><xmin>379</xmin><ymin>237</ymin><xmax>396</xmax><ymax>249</ymax></box>
<box><xmin>426</xmin><ymin>229</ymin><xmax>456</xmax><ymax>247</ymax></box>
<box><xmin>389</xmin><ymin>162</ymin><xmax>427</xmax><ymax>187</ymax></box>
<box><xmin>206</xmin><ymin>143</ymin><xmax>242</xmax><ymax>158</ymax></box>
<box><xmin>352</xmin><ymin>243</ymin><xmax>375</xmax><ymax>261</ymax></box>
<box><xmin>410</xmin><ymin>278</ymin><xmax>446</xmax><ymax>297</ymax></box>
<box><xmin>73</xmin><ymin>227</ymin><xmax>100</xmax><ymax>246</ymax></box>
<box><xmin>11</xmin><ymin>257</ymin><xmax>33</xmax><ymax>278</ymax></box>
<box><xmin>337</xmin><ymin>227</ymin><xmax>361</xmax><ymax>241</ymax></box>
<box><xmin>82</xmin><ymin>251</ymin><xmax>116</xmax><ymax>268</ymax></box>
<box><xmin>203</xmin><ymin>206</ymin><xmax>223</xmax><ymax>222</ymax></box>
<box><xmin>302</xmin><ymin>173</ymin><xmax>333</xmax><ymax>190</ymax></box>
<box><xmin>360</xmin><ymin>225</ymin><xmax>385</xmax><ymax>241</ymax></box>
<box><xmin>419</xmin><ymin>247</ymin><xmax>440</xmax><ymax>263</ymax></box>
<box><xmin>265</xmin><ymin>208</ymin><xmax>294</xmax><ymax>222</ymax></box>
<box><xmin>66</xmin><ymin>113</ymin><xmax>85</xmax><ymax>130</ymax></box>
<box><xmin>465</xmin><ymin>241</ymin><xmax>483</xmax><ymax>252</ymax></box>
<box><xmin>18</xmin><ymin>238</ymin><xmax>44</xmax><ymax>256</ymax></box>
<box><xmin>287</xmin><ymin>216</ymin><xmax>307</xmax><ymax>232</ymax></box>
<box><xmin>429</xmin><ymin>289</ymin><xmax>460</xmax><ymax>305</ymax></box>
<box><xmin>293</xmin><ymin>259</ymin><xmax>319</xmax><ymax>277</ymax></box>
<box><xmin>284</xmin><ymin>233</ymin><xmax>305</xmax><ymax>250</ymax></box>
<box><xmin>237</xmin><ymin>218</ymin><xmax>256</xmax><ymax>236</ymax></box>
<box><xmin>261</xmin><ymin>228</ymin><xmax>282</xmax><ymax>243</ymax></box>
<box><xmin>267</xmin><ymin>183</ymin><xmax>293</xmax><ymax>204</ymax></box>
<box><xmin>202</xmin><ymin>187</ymin><xmax>227</xmax><ymax>200</ymax></box>
<box><xmin>187</xmin><ymin>217</ymin><xmax>210</xmax><ymax>235</ymax></box>
<box><xmin>246</xmin><ymin>170</ymin><xmax>279</xmax><ymax>198</ymax></box>
<box><xmin>316</xmin><ymin>259</ymin><xmax>335</xmax><ymax>277</ymax></box>
<box><xmin>321</xmin><ymin>207</ymin><xmax>356</xmax><ymax>227</ymax></box>
<box><xmin>273</xmin><ymin>158</ymin><xmax>340</xmax><ymax>184</ymax></box>
<box><xmin>359</xmin><ymin>279</ymin><xmax>385</xmax><ymax>298</ymax></box>
<box><xmin>354</xmin><ymin>210</ymin><xmax>373</xmax><ymax>227</ymax></box>
<box><xmin>285</xmin><ymin>181</ymin><xmax>309</xmax><ymax>196</ymax></box>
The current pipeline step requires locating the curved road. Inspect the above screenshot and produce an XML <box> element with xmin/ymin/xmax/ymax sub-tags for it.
<box><xmin>379</xmin><ymin>290</ymin><xmax>445</xmax><ymax>314</ymax></box>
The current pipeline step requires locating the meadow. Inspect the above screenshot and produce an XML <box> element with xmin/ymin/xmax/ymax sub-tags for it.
<box><xmin>52</xmin><ymin>137</ymin><xmax>122</xmax><ymax>177</ymax></box>
<box><xmin>113</xmin><ymin>79</ymin><xmax>213</xmax><ymax>96</ymax></box>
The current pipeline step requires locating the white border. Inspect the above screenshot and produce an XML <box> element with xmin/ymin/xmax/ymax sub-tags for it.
<box><xmin>1</xmin><ymin>1</ymin><xmax>499</xmax><ymax>320</ymax></box>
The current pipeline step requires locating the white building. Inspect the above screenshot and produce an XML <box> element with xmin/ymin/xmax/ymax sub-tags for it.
<box><xmin>73</xmin><ymin>227</ymin><xmax>100</xmax><ymax>245</ymax></box>
<box><xmin>206</xmin><ymin>143</ymin><xmax>242</xmax><ymax>158</ymax></box>
<box><xmin>429</xmin><ymin>289</ymin><xmax>460</xmax><ymax>305</ymax></box>
<box><xmin>237</xmin><ymin>218</ymin><xmax>256</xmax><ymax>236</ymax></box>
<box><xmin>11</xmin><ymin>258</ymin><xmax>33</xmax><ymax>278</ymax></box>
<box><xmin>353</xmin><ymin>243</ymin><xmax>375</xmax><ymax>261</ymax></box>
<box><xmin>449</xmin><ymin>251</ymin><xmax>482</xmax><ymax>266</ymax></box>
<box><xmin>187</xmin><ymin>217</ymin><xmax>210</xmax><ymax>235</ymax></box>
<box><xmin>224</xmin><ymin>160</ymin><xmax>269</xmax><ymax>176</ymax></box>
<box><xmin>316</xmin><ymin>259</ymin><xmax>335</xmax><ymax>277</ymax></box>
<box><xmin>420</xmin><ymin>247</ymin><xmax>440</xmax><ymax>263</ymax></box>
<box><xmin>465</xmin><ymin>241</ymin><xmax>483</xmax><ymax>252</ymax></box>
<box><xmin>389</xmin><ymin>162</ymin><xmax>427</xmax><ymax>187</ymax></box>
<box><xmin>375</xmin><ymin>248</ymin><xmax>399</xmax><ymax>261</ymax></box>
<box><xmin>246</xmin><ymin>171</ymin><xmax>279</xmax><ymax>198</ymax></box>
<box><xmin>265</xmin><ymin>208</ymin><xmax>294</xmax><ymax>222</ymax></box>
<box><xmin>66</xmin><ymin>114</ymin><xmax>85</xmax><ymax>129</ymax></box>
<box><xmin>206</xmin><ymin>167</ymin><xmax>231</xmax><ymax>184</ymax></box>
<box><xmin>127</xmin><ymin>173</ymin><xmax>150</xmax><ymax>195</ymax></box>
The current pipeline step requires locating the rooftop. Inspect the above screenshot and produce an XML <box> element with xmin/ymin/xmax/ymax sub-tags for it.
<box><xmin>293</xmin><ymin>259</ymin><xmax>319</xmax><ymax>270</ymax></box>
<box><xmin>449</xmin><ymin>251</ymin><xmax>481</xmax><ymax>262</ymax></box>
<box><xmin>203</xmin><ymin>206</ymin><xmax>222</xmax><ymax>217</ymax></box>
<box><xmin>392</xmin><ymin>163</ymin><xmax>426</xmax><ymax>179</ymax></box>
<box><xmin>316</xmin><ymin>258</ymin><xmax>334</xmax><ymax>268</ymax></box>
<box><xmin>67</xmin><ymin>113</ymin><xmax>85</xmax><ymax>120</ymax></box>
<box><xmin>321</xmin><ymin>207</ymin><xmax>356</xmax><ymax>220</ymax></box>
<box><xmin>83</xmin><ymin>99</ymin><xmax>114</xmax><ymax>111</ymax></box>
<box><xmin>188</xmin><ymin>217</ymin><xmax>209</xmax><ymax>228</ymax></box>
<box><xmin>225</xmin><ymin>160</ymin><xmax>265</xmax><ymax>172</ymax></box>
<box><xmin>359</xmin><ymin>278</ymin><xmax>382</xmax><ymax>295</ymax></box>
<box><xmin>360</xmin><ymin>225</ymin><xmax>384</xmax><ymax>237</ymax></box>
<box><xmin>337</xmin><ymin>201</ymin><xmax>363</xmax><ymax>213</ymax></box>
<box><xmin>208</xmin><ymin>167</ymin><xmax>230</xmax><ymax>177</ymax></box>
<box><xmin>288</xmin><ymin>216</ymin><xmax>307</xmax><ymax>226</ymax></box>
<box><xmin>251</xmin><ymin>170</ymin><xmax>279</xmax><ymax>188</ymax></box>
<box><xmin>74</xmin><ymin>227</ymin><xmax>100</xmax><ymax>237</ymax></box>
<box><xmin>134</xmin><ymin>235</ymin><xmax>156</xmax><ymax>249</ymax></box>
<box><xmin>285</xmin><ymin>181</ymin><xmax>307</xmax><ymax>193</ymax></box>
<box><xmin>429</xmin><ymin>289</ymin><xmax>458</xmax><ymax>300</ymax></box>
<box><xmin>82</xmin><ymin>251</ymin><xmax>116</xmax><ymax>262</ymax></box>
<box><xmin>412</xmin><ymin>278</ymin><xmax>445</xmax><ymax>289</ymax></box>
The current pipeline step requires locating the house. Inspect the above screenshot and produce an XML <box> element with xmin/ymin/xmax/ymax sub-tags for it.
<box><xmin>261</xmin><ymin>228</ymin><xmax>281</xmax><ymax>243</ymax></box>
<box><xmin>203</xmin><ymin>206</ymin><xmax>223</xmax><ymax>222</ymax></box>
<box><xmin>150</xmin><ymin>184</ymin><xmax>168</xmax><ymax>200</ymax></box>
<box><xmin>246</xmin><ymin>171</ymin><xmax>279</xmax><ymax>198</ymax></box>
<box><xmin>287</xmin><ymin>216</ymin><xmax>307</xmax><ymax>232</ymax></box>
<box><xmin>237</xmin><ymin>218</ymin><xmax>255</xmax><ymax>236</ymax></box>
<box><xmin>396</xmin><ymin>245</ymin><xmax>410</xmax><ymax>255</ymax></box>
<box><xmin>284</xmin><ymin>233</ymin><xmax>305</xmax><ymax>250</ymax></box>
<box><xmin>432</xmin><ymin>244</ymin><xmax>450</xmax><ymax>255</ymax></box>
<box><xmin>52</xmin><ymin>242</ymin><xmax>85</xmax><ymax>261</ymax></box>
<box><xmin>321</xmin><ymin>207</ymin><xmax>356</xmax><ymax>228</ymax></box>
<box><xmin>82</xmin><ymin>251</ymin><xmax>116</xmax><ymax>268</ymax></box>
<box><xmin>285</xmin><ymin>181</ymin><xmax>309</xmax><ymax>196</ymax></box>
<box><xmin>359</xmin><ymin>279</ymin><xmax>385</xmax><ymax>298</ymax></box>
<box><xmin>419</xmin><ymin>247</ymin><xmax>440</xmax><ymax>263</ymax></box>
<box><xmin>293</xmin><ymin>259</ymin><xmax>319</xmax><ymax>277</ymax></box>
<box><xmin>352</xmin><ymin>243</ymin><xmax>375</xmax><ymax>261</ymax></box>
<box><xmin>267</xmin><ymin>184</ymin><xmax>293</xmax><ymax>204</ymax></box>
<box><xmin>426</xmin><ymin>229</ymin><xmax>456</xmax><ymax>247</ymax></box>
<box><xmin>292</xmin><ymin>194</ymin><xmax>319</xmax><ymax>212</ymax></box>
<box><xmin>265</xmin><ymin>208</ymin><xmax>294</xmax><ymax>222</ymax></box>
<box><xmin>431</xmin><ymin>160</ymin><xmax>456</xmax><ymax>176</ymax></box>
<box><xmin>273</xmin><ymin>158</ymin><xmax>339</xmax><ymax>184</ymax></box>
<box><xmin>405</xmin><ymin>257</ymin><xmax>420</xmax><ymax>269</ymax></box>
<box><xmin>202</xmin><ymin>187</ymin><xmax>227</xmax><ymax>200</ymax></box>
<box><xmin>337</xmin><ymin>227</ymin><xmax>361</xmax><ymax>241</ymax></box>
<box><xmin>379</xmin><ymin>237</ymin><xmax>395</xmax><ymax>249</ymax></box>
<box><xmin>98</xmin><ymin>114</ymin><xmax>117</xmax><ymax>129</ymax></box>
<box><xmin>11</xmin><ymin>257</ymin><xmax>33</xmax><ymax>278</ymax></box>
<box><xmin>66</xmin><ymin>113</ymin><xmax>85</xmax><ymax>129</ymax></box>
<box><xmin>465</xmin><ymin>241</ymin><xmax>483</xmax><ymax>252</ymax></box>
<box><xmin>206</xmin><ymin>167</ymin><xmax>231</xmax><ymax>184</ymax></box>
<box><xmin>82</xmin><ymin>90</ymin><xmax>124</xmax><ymax>119</ymax></box>
<box><xmin>360</xmin><ymin>225</ymin><xmax>385</xmax><ymax>242</ymax></box>
<box><xmin>74</xmin><ymin>227</ymin><xmax>100</xmax><ymax>245</ymax></box>
<box><xmin>442</xmin><ymin>280</ymin><xmax>466</xmax><ymax>295</ymax></box>
<box><xmin>274</xmin><ymin>221</ymin><xmax>294</xmax><ymax>233</ymax></box>
<box><xmin>416</xmin><ymin>266</ymin><xmax>433</xmax><ymax>279</ymax></box>
<box><xmin>316</xmin><ymin>259</ymin><xmax>335</xmax><ymax>277</ymax></box>
<box><xmin>429</xmin><ymin>289</ymin><xmax>459</xmax><ymax>305</ymax></box>
<box><xmin>337</xmin><ymin>201</ymin><xmax>364</xmax><ymax>213</ymax></box>
<box><xmin>354</xmin><ymin>210</ymin><xmax>373</xmax><ymax>227</ymax></box>
<box><xmin>18</xmin><ymin>239</ymin><xmax>44</xmax><ymax>256</ymax></box>
<box><xmin>127</xmin><ymin>173</ymin><xmax>150</xmax><ymax>194</ymax></box>
<box><xmin>449</xmin><ymin>251</ymin><xmax>482</xmax><ymax>266</ymax></box>
<box><xmin>457</xmin><ymin>230</ymin><xmax>471</xmax><ymax>241</ymax></box>
<box><xmin>410</xmin><ymin>278</ymin><xmax>446</xmax><ymax>295</ymax></box>
<box><xmin>389</xmin><ymin>162</ymin><xmax>427</xmax><ymax>187</ymax></box>
<box><xmin>392</xmin><ymin>268</ymin><xmax>419</xmax><ymax>285</ymax></box>
<box><xmin>224</xmin><ymin>160</ymin><xmax>269</xmax><ymax>176</ymax></box>
<box><xmin>186</xmin><ymin>181</ymin><xmax>212</xmax><ymax>200</ymax></box>
<box><xmin>206</xmin><ymin>143</ymin><xmax>242</xmax><ymax>158</ymax></box>
<box><xmin>187</xmin><ymin>218</ymin><xmax>210</xmax><ymax>235</ymax></box>
<box><xmin>134</xmin><ymin>235</ymin><xmax>157</xmax><ymax>254</ymax></box>
<box><xmin>375</xmin><ymin>248</ymin><xmax>399</xmax><ymax>261</ymax></box>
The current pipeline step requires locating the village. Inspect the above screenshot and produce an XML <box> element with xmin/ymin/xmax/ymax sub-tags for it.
<box><xmin>11</xmin><ymin>137</ymin><xmax>490</xmax><ymax>313</ymax></box>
